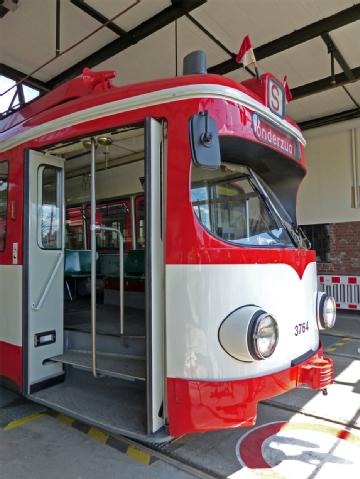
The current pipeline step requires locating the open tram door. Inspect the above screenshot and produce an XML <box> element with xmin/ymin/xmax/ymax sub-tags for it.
<box><xmin>144</xmin><ymin>118</ymin><xmax>165</xmax><ymax>434</ymax></box>
<box><xmin>25</xmin><ymin>150</ymin><xmax>65</xmax><ymax>391</ymax></box>
<box><xmin>24</xmin><ymin>118</ymin><xmax>166</xmax><ymax>438</ymax></box>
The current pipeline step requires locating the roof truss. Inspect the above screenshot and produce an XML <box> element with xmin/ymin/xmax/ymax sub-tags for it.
<box><xmin>208</xmin><ymin>4</ymin><xmax>360</xmax><ymax>75</ymax></box>
<box><xmin>46</xmin><ymin>0</ymin><xmax>207</xmax><ymax>89</ymax></box>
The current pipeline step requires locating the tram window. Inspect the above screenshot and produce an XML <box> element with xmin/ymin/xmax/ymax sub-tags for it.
<box><xmin>0</xmin><ymin>161</ymin><xmax>9</xmax><ymax>252</ymax></box>
<box><xmin>66</xmin><ymin>207</ymin><xmax>85</xmax><ymax>249</ymax></box>
<box><xmin>135</xmin><ymin>195</ymin><xmax>145</xmax><ymax>249</ymax></box>
<box><xmin>88</xmin><ymin>199</ymin><xmax>132</xmax><ymax>252</ymax></box>
<box><xmin>38</xmin><ymin>166</ymin><xmax>62</xmax><ymax>249</ymax></box>
<box><xmin>191</xmin><ymin>163</ymin><xmax>294</xmax><ymax>247</ymax></box>
<box><xmin>191</xmin><ymin>187</ymin><xmax>210</xmax><ymax>230</ymax></box>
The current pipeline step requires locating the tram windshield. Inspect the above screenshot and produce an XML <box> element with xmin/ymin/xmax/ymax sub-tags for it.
<box><xmin>191</xmin><ymin>163</ymin><xmax>298</xmax><ymax>248</ymax></box>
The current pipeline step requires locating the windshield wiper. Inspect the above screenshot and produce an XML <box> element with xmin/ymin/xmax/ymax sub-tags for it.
<box><xmin>281</xmin><ymin>218</ymin><xmax>310</xmax><ymax>249</ymax></box>
<box><xmin>248</xmin><ymin>173</ymin><xmax>301</xmax><ymax>248</ymax></box>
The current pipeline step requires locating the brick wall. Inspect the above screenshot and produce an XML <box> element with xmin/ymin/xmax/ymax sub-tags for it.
<box><xmin>317</xmin><ymin>221</ymin><xmax>360</xmax><ymax>275</ymax></box>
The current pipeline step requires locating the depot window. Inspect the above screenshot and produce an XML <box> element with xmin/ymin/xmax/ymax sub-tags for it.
<box><xmin>38</xmin><ymin>165</ymin><xmax>62</xmax><ymax>249</ymax></box>
<box><xmin>191</xmin><ymin>163</ymin><xmax>294</xmax><ymax>248</ymax></box>
<box><xmin>0</xmin><ymin>161</ymin><xmax>9</xmax><ymax>252</ymax></box>
<box><xmin>301</xmin><ymin>224</ymin><xmax>329</xmax><ymax>262</ymax></box>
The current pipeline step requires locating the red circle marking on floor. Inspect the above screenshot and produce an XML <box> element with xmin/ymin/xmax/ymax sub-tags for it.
<box><xmin>238</xmin><ymin>421</ymin><xmax>287</xmax><ymax>468</ymax></box>
<box><xmin>236</xmin><ymin>421</ymin><xmax>360</xmax><ymax>471</ymax></box>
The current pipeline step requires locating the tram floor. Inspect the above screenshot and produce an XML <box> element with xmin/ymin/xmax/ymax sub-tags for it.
<box><xmin>64</xmin><ymin>299</ymin><xmax>145</xmax><ymax>337</ymax></box>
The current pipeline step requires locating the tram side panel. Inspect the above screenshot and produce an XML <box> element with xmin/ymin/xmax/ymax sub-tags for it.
<box><xmin>0</xmin><ymin>147</ymin><xmax>24</xmax><ymax>390</ymax></box>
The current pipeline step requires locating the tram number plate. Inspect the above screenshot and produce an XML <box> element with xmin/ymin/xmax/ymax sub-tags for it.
<box><xmin>294</xmin><ymin>321</ymin><xmax>309</xmax><ymax>336</ymax></box>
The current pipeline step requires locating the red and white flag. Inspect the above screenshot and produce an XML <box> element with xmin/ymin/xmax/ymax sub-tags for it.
<box><xmin>236</xmin><ymin>35</ymin><xmax>256</xmax><ymax>67</ymax></box>
<box><xmin>283</xmin><ymin>75</ymin><xmax>293</xmax><ymax>102</ymax></box>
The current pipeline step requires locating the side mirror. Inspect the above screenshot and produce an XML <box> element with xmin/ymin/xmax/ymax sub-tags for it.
<box><xmin>189</xmin><ymin>111</ymin><xmax>221</xmax><ymax>169</ymax></box>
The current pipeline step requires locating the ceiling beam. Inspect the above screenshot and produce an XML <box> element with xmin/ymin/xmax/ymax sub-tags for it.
<box><xmin>46</xmin><ymin>0</ymin><xmax>207</xmax><ymax>89</ymax></box>
<box><xmin>208</xmin><ymin>4</ymin><xmax>360</xmax><ymax>75</ymax></box>
<box><xmin>299</xmin><ymin>106</ymin><xmax>360</xmax><ymax>130</ymax></box>
<box><xmin>321</xmin><ymin>32</ymin><xmax>354</xmax><ymax>81</ymax></box>
<box><xmin>291</xmin><ymin>66</ymin><xmax>360</xmax><ymax>100</ymax></box>
<box><xmin>70</xmin><ymin>0</ymin><xmax>127</xmax><ymax>37</ymax></box>
<box><xmin>0</xmin><ymin>63</ymin><xmax>49</xmax><ymax>92</ymax></box>
<box><xmin>185</xmin><ymin>12</ymin><xmax>255</xmax><ymax>77</ymax></box>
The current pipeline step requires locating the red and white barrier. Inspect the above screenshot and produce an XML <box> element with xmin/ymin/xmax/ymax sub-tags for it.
<box><xmin>318</xmin><ymin>275</ymin><xmax>360</xmax><ymax>310</ymax></box>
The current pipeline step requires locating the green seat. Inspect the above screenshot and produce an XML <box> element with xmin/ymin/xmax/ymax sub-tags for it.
<box><xmin>65</xmin><ymin>250</ymin><xmax>100</xmax><ymax>275</ymax></box>
<box><xmin>64</xmin><ymin>250</ymin><xmax>81</xmax><ymax>275</ymax></box>
<box><xmin>124</xmin><ymin>249</ymin><xmax>145</xmax><ymax>279</ymax></box>
<box><xmin>78</xmin><ymin>250</ymin><xmax>97</xmax><ymax>274</ymax></box>
<box><xmin>64</xmin><ymin>250</ymin><xmax>100</xmax><ymax>301</ymax></box>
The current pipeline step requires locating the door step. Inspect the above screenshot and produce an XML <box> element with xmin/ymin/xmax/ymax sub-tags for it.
<box><xmin>65</xmin><ymin>329</ymin><xmax>145</xmax><ymax>357</ymax></box>
<box><xmin>51</xmin><ymin>350</ymin><xmax>145</xmax><ymax>382</ymax></box>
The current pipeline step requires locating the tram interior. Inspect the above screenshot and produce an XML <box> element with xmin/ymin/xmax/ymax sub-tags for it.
<box><xmin>31</xmin><ymin>124</ymin><xmax>154</xmax><ymax>438</ymax></box>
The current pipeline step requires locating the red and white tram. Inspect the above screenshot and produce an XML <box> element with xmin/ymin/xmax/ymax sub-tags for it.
<box><xmin>0</xmin><ymin>52</ymin><xmax>336</xmax><ymax>439</ymax></box>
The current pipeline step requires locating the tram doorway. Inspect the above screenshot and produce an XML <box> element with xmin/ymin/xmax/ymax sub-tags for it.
<box><xmin>24</xmin><ymin>119</ymin><xmax>166</xmax><ymax>439</ymax></box>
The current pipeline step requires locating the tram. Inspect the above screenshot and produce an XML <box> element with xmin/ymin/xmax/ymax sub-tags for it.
<box><xmin>0</xmin><ymin>51</ymin><xmax>336</xmax><ymax>439</ymax></box>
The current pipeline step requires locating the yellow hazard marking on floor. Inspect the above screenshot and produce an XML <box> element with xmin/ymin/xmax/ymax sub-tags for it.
<box><xmin>29</xmin><ymin>411</ymin><xmax>155</xmax><ymax>465</ymax></box>
<box><xmin>326</xmin><ymin>347</ymin><xmax>336</xmax><ymax>352</ymax></box>
<box><xmin>335</xmin><ymin>342</ymin><xmax>345</xmax><ymax>346</ymax></box>
<box><xmin>126</xmin><ymin>445</ymin><xmax>151</xmax><ymax>465</ymax></box>
<box><xmin>87</xmin><ymin>427</ymin><xmax>109</xmax><ymax>444</ymax></box>
<box><xmin>343</xmin><ymin>337</ymin><xmax>352</xmax><ymax>341</ymax></box>
<box><xmin>3</xmin><ymin>412</ymin><xmax>45</xmax><ymax>431</ymax></box>
<box><xmin>282</xmin><ymin>422</ymin><xmax>360</xmax><ymax>446</ymax></box>
<box><xmin>251</xmin><ymin>471</ymin><xmax>288</xmax><ymax>479</ymax></box>
<box><xmin>56</xmin><ymin>414</ymin><xmax>75</xmax><ymax>426</ymax></box>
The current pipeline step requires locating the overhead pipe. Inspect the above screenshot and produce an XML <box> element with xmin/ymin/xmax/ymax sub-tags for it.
<box><xmin>55</xmin><ymin>0</ymin><xmax>61</xmax><ymax>56</ymax></box>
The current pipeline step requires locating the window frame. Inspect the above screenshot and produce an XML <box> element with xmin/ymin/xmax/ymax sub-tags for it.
<box><xmin>0</xmin><ymin>160</ymin><xmax>9</xmax><ymax>253</ymax></box>
<box><xmin>135</xmin><ymin>194</ymin><xmax>145</xmax><ymax>249</ymax></box>
<box><xmin>37</xmin><ymin>164</ymin><xmax>63</xmax><ymax>250</ymax></box>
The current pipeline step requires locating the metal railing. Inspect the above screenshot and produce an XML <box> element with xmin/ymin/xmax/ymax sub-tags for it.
<box><xmin>318</xmin><ymin>275</ymin><xmax>360</xmax><ymax>310</ymax></box>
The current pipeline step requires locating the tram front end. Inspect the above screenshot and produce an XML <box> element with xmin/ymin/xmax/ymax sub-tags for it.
<box><xmin>164</xmin><ymin>72</ymin><xmax>336</xmax><ymax>436</ymax></box>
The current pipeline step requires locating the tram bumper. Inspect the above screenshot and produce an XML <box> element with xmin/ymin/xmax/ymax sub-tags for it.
<box><xmin>298</xmin><ymin>353</ymin><xmax>334</xmax><ymax>390</ymax></box>
<box><xmin>167</xmin><ymin>344</ymin><xmax>334</xmax><ymax>436</ymax></box>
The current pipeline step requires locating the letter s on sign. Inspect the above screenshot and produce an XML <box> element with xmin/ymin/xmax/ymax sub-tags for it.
<box><xmin>271</xmin><ymin>83</ymin><xmax>280</xmax><ymax>113</ymax></box>
<box><xmin>268</xmin><ymin>78</ymin><xmax>285</xmax><ymax>117</ymax></box>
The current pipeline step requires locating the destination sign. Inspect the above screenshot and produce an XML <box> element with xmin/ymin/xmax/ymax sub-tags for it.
<box><xmin>252</xmin><ymin>113</ymin><xmax>300</xmax><ymax>160</ymax></box>
<box><xmin>267</xmin><ymin>77</ymin><xmax>285</xmax><ymax>118</ymax></box>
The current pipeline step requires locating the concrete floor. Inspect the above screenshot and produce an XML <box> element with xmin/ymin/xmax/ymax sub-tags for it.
<box><xmin>0</xmin><ymin>388</ymin><xmax>195</xmax><ymax>479</ymax></box>
<box><xmin>1</xmin><ymin>311</ymin><xmax>359</xmax><ymax>479</ymax></box>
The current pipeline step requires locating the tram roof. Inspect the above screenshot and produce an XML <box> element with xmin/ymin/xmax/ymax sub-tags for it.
<box><xmin>0</xmin><ymin>71</ymin><xmax>301</xmax><ymax>140</ymax></box>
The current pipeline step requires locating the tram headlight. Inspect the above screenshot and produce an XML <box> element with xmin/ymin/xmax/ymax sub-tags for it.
<box><xmin>317</xmin><ymin>293</ymin><xmax>336</xmax><ymax>329</ymax></box>
<box><xmin>218</xmin><ymin>305</ymin><xmax>279</xmax><ymax>362</ymax></box>
<box><xmin>249</xmin><ymin>312</ymin><xmax>279</xmax><ymax>360</ymax></box>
